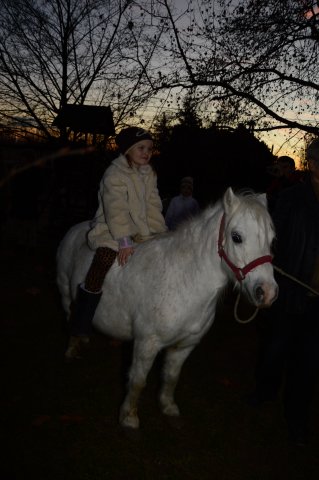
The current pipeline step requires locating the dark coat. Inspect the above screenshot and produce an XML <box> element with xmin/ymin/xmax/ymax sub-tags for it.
<box><xmin>272</xmin><ymin>174</ymin><xmax>319</xmax><ymax>314</ymax></box>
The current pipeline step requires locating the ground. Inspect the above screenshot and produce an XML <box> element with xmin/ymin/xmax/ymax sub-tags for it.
<box><xmin>1</xmin><ymin>236</ymin><xmax>319</xmax><ymax>480</ymax></box>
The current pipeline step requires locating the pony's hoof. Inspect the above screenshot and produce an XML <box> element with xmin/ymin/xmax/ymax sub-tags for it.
<box><xmin>161</xmin><ymin>403</ymin><xmax>180</xmax><ymax>417</ymax></box>
<box><xmin>64</xmin><ymin>336</ymin><xmax>90</xmax><ymax>360</ymax></box>
<box><xmin>119</xmin><ymin>413</ymin><xmax>140</xmax><ymax>429</ymax></box>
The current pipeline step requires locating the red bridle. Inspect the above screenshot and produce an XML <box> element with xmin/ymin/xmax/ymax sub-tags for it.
<box><xmin>217</xmin><ymin>213</ymin><xmax>273</xmax><ymax>282</ymax></box>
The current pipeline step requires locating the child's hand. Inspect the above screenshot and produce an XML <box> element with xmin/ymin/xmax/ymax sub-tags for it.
<box><xmin>117</xmin><ymin>246</ymin><xmax>134</xmax><ymax>266</ymax></box>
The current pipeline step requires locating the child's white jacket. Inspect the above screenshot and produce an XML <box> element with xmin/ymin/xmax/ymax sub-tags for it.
<box><xmin>88</xmin><ymin>154</ymin><xmax>167</xmax><ymax>251</ymax></box>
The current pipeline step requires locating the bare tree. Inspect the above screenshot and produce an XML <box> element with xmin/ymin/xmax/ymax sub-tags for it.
<box><xmin>137</xmin><ymin>0</ymin><xmax>319</xmax><ymax>139</ymax></box>
<box><xmin>215</xmin><ymin>0</ymin><xmax>319</xmax><ymax>135</ymax></box>
<box><xmin>3</xmin><ymin>0</ymin><xmax>317</xmax><ymax>145</ymax></box>
<box><xmin>0</xmin><ymin>0</ymin><xmax>164</xmax><ymax>140</ymax></box>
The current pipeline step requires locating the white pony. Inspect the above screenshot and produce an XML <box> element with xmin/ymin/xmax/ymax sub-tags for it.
<box><xmin>56</xmin><ymin>187</ymin><xmax>278</xmax><ymax>429</ymax></box>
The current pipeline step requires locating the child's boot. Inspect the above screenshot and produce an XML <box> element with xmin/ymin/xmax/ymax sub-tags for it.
<box><xmin>65</xmin><ymin>284</ymin><xmax>102</xmax><ymax>360</ymax></box>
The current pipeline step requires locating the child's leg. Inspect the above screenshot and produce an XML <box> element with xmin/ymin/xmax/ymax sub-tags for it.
<box><xmin>84</xmin><ymin>247</ymin><xmax>117</xmax><ymax>292</ymax></box>
<box><xmin>65</xmin><ymin>247</ymin><xmax>117</xmax><ymax>359</ymax></box>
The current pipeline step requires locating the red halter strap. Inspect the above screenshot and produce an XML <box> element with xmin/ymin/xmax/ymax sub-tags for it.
<box><xmin>217</xmin><ymin>213</ymin><xmax>273</xmax><ymax>282</ymax></box>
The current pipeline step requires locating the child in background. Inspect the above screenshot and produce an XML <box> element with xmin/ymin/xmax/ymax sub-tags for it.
<box><xmin>266</xmin><ymin>156</ymin><xmax>303</xmax><ymax>211</ymax></box>
<box><xmin>165</xmin><ymin>176</ymin><xmax>200</xmax><ymax>231</ymax></box>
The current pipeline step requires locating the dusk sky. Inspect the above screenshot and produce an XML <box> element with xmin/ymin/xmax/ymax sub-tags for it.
<box><xmin>161</xmin><ymin>0</ymin><xmax>309</xmax><ymax>167</ymax></box>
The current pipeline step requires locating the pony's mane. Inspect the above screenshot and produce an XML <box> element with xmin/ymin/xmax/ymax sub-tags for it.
<box><xmin>230</xmin><ymin>190</ymin><xmax>274</xmax><ymax>251</ymax></box>
<box><xmin>165</xmin><ymin>189</ymin><xmax>271</xmax><ymax>252</ymax></box>
<box><xmin>234</xmin><ymin>190</ymin><xmax>269</xmax><ymax>221</ymax></box>
<box><xmin>140</xmin><ymin>188</ymin><xmax>273</xmax><ymax>281</ymax></box>
<box><xmin>163</xmin><ymin>198</ymin><xmax>223</xmax><ymax>258</ymax></box>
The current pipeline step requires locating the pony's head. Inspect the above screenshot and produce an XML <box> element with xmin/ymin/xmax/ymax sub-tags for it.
<box><xmin>219</xmin><ymin>187</ymin><xmax>278</xmax><ymax>307</ymax></box>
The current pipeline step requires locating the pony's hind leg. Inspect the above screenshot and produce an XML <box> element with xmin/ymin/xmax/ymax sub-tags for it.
<box><xmin>119</xmin><ymin>338</ymin><xmax>159</xmax><ymax>429</ymax></box>
<box><xmin>159</xmin><ymin>344</ymin><xmax>195</xmax><ymax>416</ymax></box>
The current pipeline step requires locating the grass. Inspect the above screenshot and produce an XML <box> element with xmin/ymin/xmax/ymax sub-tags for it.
<box><xmin>1</xmin><ymin>242</ymin><xmax>319</xmax><ymax>480</ymax></box>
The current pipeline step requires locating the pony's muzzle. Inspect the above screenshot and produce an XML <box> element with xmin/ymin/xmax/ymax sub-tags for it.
<box><xmin>254</xmin><ymin>282</ymin><xmax>278</xmax><ymax>307</ymax></box>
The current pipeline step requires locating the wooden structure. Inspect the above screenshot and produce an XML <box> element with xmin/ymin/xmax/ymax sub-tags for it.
<box><xmin>53</xmin><ymin>104</ymin><xmax>115</xmax><ymax>143</ymax></box>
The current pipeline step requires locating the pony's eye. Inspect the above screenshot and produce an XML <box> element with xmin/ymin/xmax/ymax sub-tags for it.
<box><xmin>231</xmin><ymin>231</ymin><xmax>242</xmax><ymax>244</ymax></box>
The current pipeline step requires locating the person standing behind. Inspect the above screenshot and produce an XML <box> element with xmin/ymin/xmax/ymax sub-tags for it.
<box><xmin>65</xmin><ymin>126</ymin><xmax>167</xmax><ymax>360</ymax></box>
<box><xmin>247</xmin><ymin>138</ymin><xmax>319</xmax><ymax>446</ymax></box>
<box><xmin>165</xmin><ymin>176</ymin><xmax>200</xmax><ymax>231</ymax></box>
<box><xmin>266</xmin><ymin>155</ymin><xmax>303</xmax><ymax>212</ymax></box>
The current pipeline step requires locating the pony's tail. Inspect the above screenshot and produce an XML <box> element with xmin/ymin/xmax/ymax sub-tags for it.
<box><xmin>56</xmin><ymin>220</ymin><xmax>92</xmax><ymax>320</ymax></box>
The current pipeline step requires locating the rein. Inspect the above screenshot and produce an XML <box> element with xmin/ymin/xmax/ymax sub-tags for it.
<box><xmin>273</xmin><ymin>265</ymin><xmax>319</xmax><ymax>297</ymax></box>
<box><xmin>234</xmin><ymin>268</ymin><xmax>319</xmax><ymax>325</ymax></box>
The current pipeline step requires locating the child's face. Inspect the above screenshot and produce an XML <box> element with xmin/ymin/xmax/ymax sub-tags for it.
<box><xmin>126</xmin><ymin>140</ymin><xmax>153</xmax><ymax>167</ymax></box>
<box><xmin>181</xmin><ymin>184</ymin><xmax>193</xmax><ymax>197</ymax></box>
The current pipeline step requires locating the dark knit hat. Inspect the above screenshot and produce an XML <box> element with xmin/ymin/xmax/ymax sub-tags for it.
<box><xmin>116</xmin><ymin>127</ymin><xmax>153</xmax><ymax>154</ymax></box>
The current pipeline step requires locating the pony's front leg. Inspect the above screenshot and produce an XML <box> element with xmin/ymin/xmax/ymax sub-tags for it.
<box><xmin>119</xmin><ymin>338</ymin><xmax>159</xmax><ymax>429</ymax></box>
<box><xmin>160</xmin><ymin>344</ymin><xmax>196</xmax><ymax>416</ymax></box>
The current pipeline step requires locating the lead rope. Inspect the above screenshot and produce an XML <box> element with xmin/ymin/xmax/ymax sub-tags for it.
<box><xmin>234</xmin><ymin>287</ymin><xmax>259</xmax><ymax>324</ymax></box>
<box><xmin>234</xmin><ymin>266</ymin><xmax>319</xmax><ymax>324</ymax></box>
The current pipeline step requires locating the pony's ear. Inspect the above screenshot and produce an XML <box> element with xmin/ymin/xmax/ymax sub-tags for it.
<box><xmin>256</xmin><ymin>193</ymin><xmax>268</xmax><ymax>208</ymax></box>
<box><xmin>223</xmin><ymin>187</ymin><xmax>240</xmax><ymax>214</ymax></box>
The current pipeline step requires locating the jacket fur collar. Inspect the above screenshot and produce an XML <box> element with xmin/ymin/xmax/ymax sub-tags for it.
<box><xmin>112</xmin><ymin>154</ymin><xmax>153</xmax><ymax>176</ymax></box>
